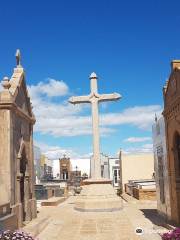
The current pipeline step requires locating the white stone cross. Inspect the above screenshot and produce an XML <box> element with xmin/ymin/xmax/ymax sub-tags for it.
<box><xmin>69</xmin><ymin>72</ymin><xmax>121</xmax><ymax>179</ymax></box>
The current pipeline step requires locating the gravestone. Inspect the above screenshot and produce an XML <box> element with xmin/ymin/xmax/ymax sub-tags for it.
<box><xmin>0</xmin><ymin>50</ymin><xmax>37</xmax><ymax>229</ymax></box>
<box><xmin>35</xmin><ymin>184</ymin><xmax>64</xmax><ymax>200</ymax></box>
<box><xmin>35</xmin><ymin>185</ymin><xmax>53</xmax><ymax>200</ymax></box>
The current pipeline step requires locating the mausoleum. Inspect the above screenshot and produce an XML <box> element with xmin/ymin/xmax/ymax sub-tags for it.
<box><xmin>0</xmin><ymin>50</ymin><xmax>37</xmax><ymax>229</ymax></box>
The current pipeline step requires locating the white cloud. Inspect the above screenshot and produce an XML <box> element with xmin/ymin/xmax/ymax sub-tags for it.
<box><xmin>100</xmin><ymin>105</ymin><xmax>162</xmax><ymax>130</ymax></box>
<box><xmin>28</xmin><ymin>79</ymin><xmax>162</xmax><ymax>137</ymax></box>
<box><xmin>34</xmin><ymin>140</ymin><xmax>92</xmax><ymax>160</ymax></box>
<box><xmin>124</xmin><ymin>137</ymin><xmax>152</xmax><ymax>143</ymax></box>
<box><xmin>123</xmin><ymin>143</ymin><xmax>153</xmax><ymax>154</ymax></box>
<box><xmin>34</xmin><ymin>104</ymin><xmax>162</xmax><ymax>137</ymax></box>
<box><xmin>28</xmin><ymin>78</ymin><xmax>69</xmax><ymax>98</ymax></box>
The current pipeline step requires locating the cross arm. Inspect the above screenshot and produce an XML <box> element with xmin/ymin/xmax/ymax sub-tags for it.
<box><xmin>98</xmin><ymin>93</ymin><xmax>122</xmax><ymax>103</ymax></box>
<box><xmin>69</xmin><ymin>95</ymin><xmax>90</xmax><ymax>104</ymax></box>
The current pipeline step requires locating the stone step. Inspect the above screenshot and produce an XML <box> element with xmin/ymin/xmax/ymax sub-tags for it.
<box><xmin>23</xmin><ymin>215</ymin><xmax>50</xmax><ymax>237</ymax></box>
<box><xmin>41</xmin><ymin>197</ymin><xmax>66</xmax><ymax>206</ymax></box>
<box><xmin>0</xmin><ymin>213</ymin><xmax>18</xmax><ymax>231</ymax></box>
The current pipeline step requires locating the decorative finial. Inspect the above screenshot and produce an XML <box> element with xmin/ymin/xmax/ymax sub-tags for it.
<box><xmin>2</xmin><ymin>76</ymin><xmax>11</xmax><ymax>90</ymax></box>
<box><xmin>15</xmin><ymin>49</ymin><xmax>22</xmax><ymax>67</ymax></box>
<box><xmin>163</xmin><ymin>79</ymin><xmax>169</xmax><ymax>94</ymax></box>
<box><xmin>155</xmin><ymin>113</ymin><xmax>158</xmax><ymax>122</ymax></box>
<box><xmin>89</xmin><ymin>72</ymin><xmax>98</xmax><ymax>79</ymax></box>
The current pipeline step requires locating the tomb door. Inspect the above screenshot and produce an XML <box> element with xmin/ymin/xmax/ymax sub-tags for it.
<box><xmin>173</xmin><ymin>132</ymin><xmax>180</xmax><ymax>221</ymax></box>
<box><xmin>20</xmin><ymin>149</ymin><xmax>27</xmax><ymax>221</ymax></box>
<box><xmin>63</xmin><ymin>171</ymin><xmax>68</xmax><ymax>180</ymax></box>
<box><xmin>174</xmin><ymin>133</ymin><xmax>180</xmax><ymax>184</ymax></box>
<box><xmin>113</xmin><ymin>168</ymin><xmax>120</xmax><ymax>187</ymax></box>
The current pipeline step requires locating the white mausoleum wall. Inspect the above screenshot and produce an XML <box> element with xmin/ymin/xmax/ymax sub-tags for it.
<box><xmin>121</xmin><ymin>153</ymin><xmax>154</xmax><ymax>189</ymax></box>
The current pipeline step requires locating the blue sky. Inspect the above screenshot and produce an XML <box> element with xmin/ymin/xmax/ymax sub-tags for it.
<box><xmin>0</xmin><ymin>0</ymin><xmax>180</xmax><ymax>160</ymax></box>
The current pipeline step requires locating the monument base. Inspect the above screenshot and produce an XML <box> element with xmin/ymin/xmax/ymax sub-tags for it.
<box><xmin>83</xmin><ymin>178</ymin><xmax>112</xmax><ymax>185</ymax></box>
<box><xmin>74</xmin><ymin>179</ymin><xmax>123</xmax><ymax>212</ymax></box>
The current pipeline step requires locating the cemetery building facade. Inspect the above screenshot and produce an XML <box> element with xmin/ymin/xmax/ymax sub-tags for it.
<box><xmin>40</xmin><ymin>155</ymin><xmax>53</xmax><ymax>180</ymax></box>
<box><xmin>33</xmin><ymin>145</ymin><xmax>41</xmax><ymax>183</ymax></box>
<box><xmin>59</xmin><ymin>155</ymin><xmax>72</xmax><ymax>180</ymax></box>
<box><xmin>0</xmin><ymin>51</ymin><xmax>37</xmax><ymax>229</ymax></box>
<box><xmin>108</xmin><ymin>157</ymin><xmax>121</xmax><ymax>187</ymax></box>
<box><xmin>100</xmin><ymin>153</ymin><xmax>109</xmax><ymax>179</ymax></box>
<box><xmin>163</xmin><ymin>60</ymin><xmax>180</xmax><ymax>224</ymax></box>
<box><xmin>99</xmin><ymin>153</ymin><xmax>121</xmax><ymax>187</ymax></box>
<box><xmin>152</xmin><ymin>116</ymin><xmax>171</xmax><ymax>218</ymax></box>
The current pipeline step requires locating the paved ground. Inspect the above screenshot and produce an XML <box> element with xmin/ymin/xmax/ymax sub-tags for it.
<box><xmin>25</xmin><ymin>194</ymin><xmax>168</xmax><ymax>240</ymax></box>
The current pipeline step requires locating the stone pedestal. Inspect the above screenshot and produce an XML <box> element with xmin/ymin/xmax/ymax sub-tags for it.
<box><xmin>74</xmin><ymin>179</ymin><xmax>123</xmax><ymax>212</ymax></box>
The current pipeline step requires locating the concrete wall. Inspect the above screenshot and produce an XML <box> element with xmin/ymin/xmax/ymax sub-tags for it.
<box><xmin>121</xmin><ymin>153</ymin><xmax>154</xmax><ymax>189</ymax></box>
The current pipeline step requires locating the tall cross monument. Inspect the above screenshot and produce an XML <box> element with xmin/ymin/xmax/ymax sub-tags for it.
<box><xmin>69</xmin><ymin>72</ymin><xmax>121</xmax><ymax>179</ymax></box>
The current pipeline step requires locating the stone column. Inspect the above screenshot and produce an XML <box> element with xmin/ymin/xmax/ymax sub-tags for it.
<box><xmin>24</xmin><ymin>172</ymin><xmax>31</xmax><ymax>221</ymax></box>
<box><xmin>16</xmin><ymin>156</ymin><xmax>21</xmax><ymax>203</ymax></box>
<box><xmin>16</xmin><ymin>155</ymin><xmax>23</xmax><ymax>227</ymax></box>
<box><xmin>29</xmin><ymin>125</ymin><xmax>37</xmax><ymax>219</ymax></box>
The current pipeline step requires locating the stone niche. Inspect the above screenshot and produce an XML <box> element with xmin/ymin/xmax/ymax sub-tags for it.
<box><xmin>0</xmin><ymin>51</ymin><xmax>37</xmax><ymax>230</ymax></box>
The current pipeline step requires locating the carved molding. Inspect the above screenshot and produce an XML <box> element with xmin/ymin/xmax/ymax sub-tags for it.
<box><xmin>0</xmin><ymin>101</ymin><xmax>35</xmax><ymax>124</ymax></box>
<box><xmin>17</xmin><ymin>137</ymin><xmax>25</xmax><ymax>159</ymax></box>
<box><xmin>16</xmin><ymin>172</ymin><xmax>23</xmax><ymax>180</ymax></box>
<box><xmin>175</xmin><ymin>116</ymin><xmax>180</xmax><ymax>126</ymax></box>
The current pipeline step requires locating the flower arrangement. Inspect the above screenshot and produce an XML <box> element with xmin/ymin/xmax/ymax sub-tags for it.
<box><xmin>161</xmin><ymin>227</ymin><xmax>180</xmax><ymax>240</ymax></box>
<box><xmin>0</xmin><ymin>230</ymin><xmax>37</xmax><ymax>240</ymax></box>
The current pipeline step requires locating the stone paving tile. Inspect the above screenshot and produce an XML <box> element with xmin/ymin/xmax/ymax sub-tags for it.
<box><xmin>25</xmin><ymin>196</ymin><xmax>169</xmax><ymax>240</ymax></box>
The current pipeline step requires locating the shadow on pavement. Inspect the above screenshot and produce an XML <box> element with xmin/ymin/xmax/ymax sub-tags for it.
<box><xmin>140</xmin><ymin>209</ymin><xmax>167</xmax><ymax>227</ymax></box>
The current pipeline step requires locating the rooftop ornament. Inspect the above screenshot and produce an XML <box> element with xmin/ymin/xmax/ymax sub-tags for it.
<box><xmin>2</xmin><ymin>76</ymin><xmax>11</xmax><ymax>90</ymax></box>
<box><xmin>15</xmin><ymin>49</ymin><xmax>22</xmax><ymax>68</ymax></box>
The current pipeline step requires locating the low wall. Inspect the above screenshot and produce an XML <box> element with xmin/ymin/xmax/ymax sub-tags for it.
<box><xmin>35</xmin><ymin>188</ymin><xmax>53</xmax><ymax>200</ymax></box>
<box><xmin>133</xmin><ymin>187</ymin><xmax>156</xmax><ymax>200</ymax></box>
